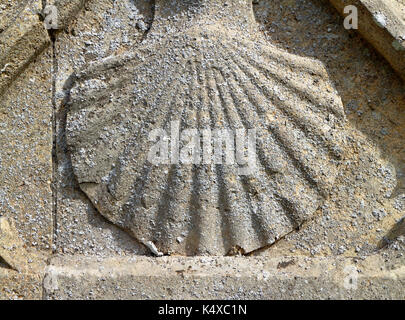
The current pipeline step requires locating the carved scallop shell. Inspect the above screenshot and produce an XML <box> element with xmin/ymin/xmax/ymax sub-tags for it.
<box><xmin>66</xmin><ymin>19</ymin><xmax>347</xmax><ymax>255</ymax></box>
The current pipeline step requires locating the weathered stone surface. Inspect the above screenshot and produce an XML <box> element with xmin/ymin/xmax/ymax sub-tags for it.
<box><xmin>0</xmin><ymin>1</ymin><xmax>36</xmax><ymax>34</ymax></box>
<box><xmin>0</xmin><ymin>217</ymin><xmax>47</xmax><ymax>274</ymax></box>
<box><xmin>0</xmin><ymin>0</ymin><xmax>50</xmax><ymax>97</ymax></box>
<box><xmin>46</xmin><ymin>0</ymin><xmax>405</xmax><ymax>260</ymax></box>
<box><xmin>0</xmin><ymin>217</ymin><xmax>29</xmax><ymax>272</ymax></box>
<box><xmin>65</xmin><ymin>0</ymin><xmax>348</xmax><ymax>256</ymax></box>
<box><xmin>48</xmin><ymin>0</ymin><xmax>88</xmax><ymax>31</ymax></box>
<box><xmin>53</xmin><ymin>0</ymin><xmax>152</xmax><ymax>256</ymax></box>
<box><xmin>246</xmin><ymin>0</ymin><xmax>405</xmax><ymax>259</ymax></box>
<box><xmin>50</xmin><ymin>0</ymin><xmax>405</xmax><ymax>259</ymax></box>
<box><xmin>329</xmin><ymin>0</ymin><xmax>405</xmax><ymax>81</ymax></box>
<box><xmin>0</xmin><ymin>268</ymin><xmax>43</xmax><ymax>300</ymax></box>
<box><xmin>0</xmin><ymin>0</ymin><xmax>404</xmax><ymax>299</ymax></box>
<box><xmin>43</xmin><ymin>253</ymin><xmax>405</xmax><ymax>300</ymax></box>
<box><xmin>381</xmin><ymin>215</ymin><xmax>405</xmax><ymax>246</ymax></box>
<box><xmin>0</xmin><ymin>41</ymin><xmax>54</xmax><ymax>252</ymax></box>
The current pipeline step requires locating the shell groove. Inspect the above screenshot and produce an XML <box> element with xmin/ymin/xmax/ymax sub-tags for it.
<box><xmin>66</xmin><ymin>31</ymin><xmax>347</xmax><ymax>255</ymax></box>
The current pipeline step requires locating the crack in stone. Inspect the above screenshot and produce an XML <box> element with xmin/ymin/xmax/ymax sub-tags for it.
<box><xmin>50</xmin><ymin>29</ymin><xmax>58</xmax><ymax>254</ymax></box>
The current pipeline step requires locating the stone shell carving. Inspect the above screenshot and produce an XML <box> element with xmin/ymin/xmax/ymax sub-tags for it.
<box><xmin>66</xmin><ymin>0</ymin><xmax>347</xmax><ymax>255</ymax></box>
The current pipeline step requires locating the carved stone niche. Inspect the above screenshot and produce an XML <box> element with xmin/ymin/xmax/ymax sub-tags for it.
<box><xmin>66</xmin><ymin>0</ymin><xmax>348</xmax><ymax>256</ymax></box>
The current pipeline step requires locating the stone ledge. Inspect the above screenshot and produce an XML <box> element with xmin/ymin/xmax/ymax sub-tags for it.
<box><xmin>43</xmin><ymin>254</ymin><xmax>405</xmax><ymax>300</ymax></box>
<box><xmin>0</xmin><ymin>0</ymin><xmax>50</xmax><ymax>97</ymax></box>
<box><xmin>0</xmin><ymin>0</ymin><xmax>88</xmax><ymax>97</ymax></box>
<box><xmin>329</xmin><ymin>0</ymin><xmax>405</xmax><ymax>81</ymax></box>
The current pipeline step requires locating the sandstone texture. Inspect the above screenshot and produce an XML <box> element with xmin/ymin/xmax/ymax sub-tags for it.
<box><xmin>0</xmin><ymin>0</ymin><xmax>53</xmax><ymax>252</ymax></box>
<box><xmin>43</xmin><ymin>249</ymin><xmax>405</xmax><ymax>300</ymax></box>
<box><xmin>66</xmin><ymin>0</ymin><xmax>348</xmax><ymax>256</ymax></box>
<box><xmin>0</xmin><ymin>0</ymin><xmax>404</xmax><ymax>299</ymax></box>
<box><xmin>0</xmin><ymin>0</ymin><xmax>50</xmax><ymax>96</ymax></box>
<box><xmin>329</xmin><ymin>0</ymin><xmax>405</xmax><ymax>80</ymax></box>
<box><xmin>53</xmin><ymin>0</ymin><xmax>152</xmax><ymax>257</ymax></box>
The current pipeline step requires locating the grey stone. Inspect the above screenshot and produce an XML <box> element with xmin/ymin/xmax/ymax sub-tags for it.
<box><xmin>0</xmin><ymin>217</ymin><xmax>29</xmax><ymax>272</ymax></box>
<box><xmin>53</xmin><ymin>0</ymin><xmax>153</xmax><ymax>257</ymax></box>
<box><xmin>66</xmin><ymin>0</ymin><xmax>348</xmax><ymax>256</ymax></box>
<box><xmin>53</xmin><ymin>0</ymin><xmax>405</xmax><ymax>261</ymax></box>
<box><xmin>0</xmin><ymin>268</ymin><xmax>43</xmax><ymax>300</ymax></box>
<box><xmin>0</xmin><ymin>0</ymin><xmax>50</xmax><ymax>97</ymax></box>
<box><xmin>43</xmin><ymin>253</ymin><xmax>405</xmax><ymax>300</ymax></box>
<box><xmin>0</xmin><ymin>16</ymin><xmax>54</xmax><ymax>252</ymax></box>
<box><xmin>0</xmin><ymin>0</ymin><xmax>404</xmax><ymax>300</ymax></box>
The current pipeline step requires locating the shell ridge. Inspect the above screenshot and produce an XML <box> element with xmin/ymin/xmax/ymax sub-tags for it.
<box><xmin>106</xmin><ymin>65</ymin><xmax>184</xmax><ymax>202</ymax></box>
<box><xmin>215</xmin><ymin>47</ymin><xmax>338</xmax><ymax>195</ymax></box>
<box><xmin>75</xmin><ymin>46</ymin><xmax>158</xmax><ymax>82</ymax></box>
<box><xmin>69</xmin><ymin>53</ymin><xmax>158</xmax><ymax>112</ymax></box>
<box><xmin>180</xmin><ymin>61</ymin><xmax>210</xmax><ymax>253</ymax></box>
<box><xmin>220</xmin><ymin>42</ymin><xmax>344</xmax><ymax>160</ymax></box>
<box><xmin>144</xmin><ymin>62</ymin><xmax>205</xmax><ymax>252</ymax></box>
<box><xmin>188</xmin><ymin>59</ymin><xmax>229</xmax><ymax>254</ymax></box>
<box><xmin>119</xmin><ymin>79</ymin><xmax>189</xmax><ymax>244</ymax></box>
<box><xmin>235</xmin><ymin>37</ymin><xmax>327</xmax><ymax>83</ymax></box>
<box><xmin>203</xmin><ymin>66</ymin><xmax>237</xmax><ymax>254</ymax></box>
<box><xmin>210</xmin><ymin>67</ymin><xmax>270</xmax><ymax>251</ymax></box>
<box><xmin>217</xmin><ymin>49</ymin><xmax>342</xmax><ymax>187</ymax></box>
<box><xmin>214</xmin><ymin>61</ymin><xmax>295</xmax><ymax>244</ymax></box>
<box><xmin>213</xmin><ymin>57</ymin><xmax>311</xmax><ymax>230</ymax></box>
<box><xmin>149</xmin><ymin>165</ymin><xmax>181</xmax><ymax>249</ymax></box>
<box><xmin>232</xmin><ymin>40</ymin><xmax>345</xmax><ymax>120</ymax></box>
<box><xmin>193</xmin><ymin>61</ymin><xmax>226</xmax><ymax>253</ymax></box>
<box><xmin>238</xmin><ymin>176</ymin><xmax>278</xmax><ymax>246</ymax></box>
<box><xmin>204</xmin><ymin>66</ymin><xmax>251</xmax><ymax>252</ymax></box>
<box><xmin>213</xmin><ymin>48</ymin><xmax>329</xmax><ymax>196</ymax></box>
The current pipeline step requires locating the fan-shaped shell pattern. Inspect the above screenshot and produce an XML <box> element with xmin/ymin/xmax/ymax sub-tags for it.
<box><xmin>66</xmin><ymin>30</ymin><xmax>347</xmax><ymax>256</ymax></box>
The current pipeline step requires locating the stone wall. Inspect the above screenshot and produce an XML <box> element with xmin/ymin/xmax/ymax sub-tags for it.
<box><xmin>0</xmin><ymin>0</ymin><xmax>404</xmax><ymax>299</ymax></box>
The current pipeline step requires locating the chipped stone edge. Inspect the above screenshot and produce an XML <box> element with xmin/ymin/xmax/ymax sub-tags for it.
<box><xmin>0</xmin><ymin>18</ymin><xmax>50</xmax><ymax>97</ymax></box>
<box><xmin>0</xmin><ymin>0</ymin><xmax>89</xmax><ymax>98</ymax></box>
<box><xmin>49</xmin><ymin>0</ymin><xmax>89</xmax><ymax>31</ymax></box>
<box><xmin>0</xmin><ymin>218</ymin><xmax>28</xmax><ymax>272</ymax></box>
<box><xmin>0</xmin><ymin>217</ymin><xmax>49</xmax><ymax>299</ymax></box>
<box><xmin>329</xmin><ymin>0</ymin><xmax>405</xmax><ymax>81</ymax></box>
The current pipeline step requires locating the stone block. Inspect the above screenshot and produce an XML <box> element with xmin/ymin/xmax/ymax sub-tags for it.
<box><xmin>0</xmin><ymin>1</ymin><xmax>53</xmax><ymax>253</ymax></box>
<box><xmin>329</xmin><ymin>0</ymin><xmax>405</xmax><ymax>80</ymax></box>
<box><xmin>43</xmin><ymin>254</ymin><xmax>405</xmax><ymax>300</ymax></box>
